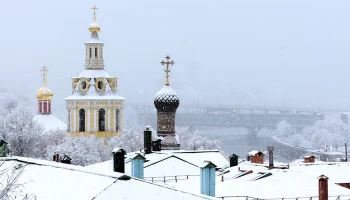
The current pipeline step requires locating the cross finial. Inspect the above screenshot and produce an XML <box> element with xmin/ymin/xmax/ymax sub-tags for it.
<box><xmin>92</xmin><ymin>5</ymin><xmax>98</xmax><ymax>22</ymax></box>
<box><xmin>160</xmin><ymin>55</ymin><xmax>175</xmax><ymax>86</ymax></box>
<box><xmin>40</xmin><ymin>65</ymin><xmax>48</xmax><ymax>87</ymax></box>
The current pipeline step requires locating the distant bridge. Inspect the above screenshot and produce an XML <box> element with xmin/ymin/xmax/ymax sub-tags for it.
<box><xmin>127</xmin><ymin>104</ymin><xmax>348</xmax><ymax>137</ymax></box>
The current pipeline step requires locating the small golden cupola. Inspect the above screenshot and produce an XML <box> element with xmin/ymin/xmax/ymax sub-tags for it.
<box><xmin>36</xmin><ymin>65</ymin><xmax>53</xmax><ymax>114</ymax></box>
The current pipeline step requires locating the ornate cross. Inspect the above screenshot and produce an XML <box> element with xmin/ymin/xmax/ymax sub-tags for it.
<box><xmin>92</xmin><ymin>5</ymin><xmax>98</xmax><ymax>22</ymax></box>
<box><xmin>160</xmin><ymin>55</ymin><xmax>175</xmax><ymax>86</ymax></box>
<box><xmin>40</xmin><ymin>65</ymin><xmax>48</xmax><ymax>86</ymax></box>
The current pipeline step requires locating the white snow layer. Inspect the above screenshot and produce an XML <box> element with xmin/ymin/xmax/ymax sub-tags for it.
<box><xmin>86</xmin><ymin>150</ymin><xmax>229</xmax><ymax>177</ymax></box>
<box><xmin>33</xmin><ymin>114</ymin><xmax>67</xmax><ymax>132</ymax></box>
<box><xmin>0</xmin><ymin>157</ymin><xmax>214</xmax><ymax>200</ymax></box>
<box><xmin>165</xmin><ymin>161</ymin><xmax>350</xmax><ymax>199</ymax></box>
<box><xmin>155</xmin><ymin>85</ymin><xmax>179</xmax><ymax>99</ymax></box>
<box><xmin>65</xmin><ymin>70</ymin><xmax>125</xmax><ymax>101</ymax></box>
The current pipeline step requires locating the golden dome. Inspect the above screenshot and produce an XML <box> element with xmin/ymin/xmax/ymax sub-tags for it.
<box><xmin>37</xmin><ymin>65</ymin><xmax>53</xmax><ymax>101</ymax></box>
<box><xmin>88</xmin><ymin>22</ymin><xmax>100</xmax><ymax>33</ymax></box>
<box><xmin>36</xmin><ymin>87</ymin><xmax>53</xmax><ymax>101</ymax></box>
<box><xmin>89</xmin><ymin>6</ymin><xmax>100</xmax><ymax>33</ymax></box>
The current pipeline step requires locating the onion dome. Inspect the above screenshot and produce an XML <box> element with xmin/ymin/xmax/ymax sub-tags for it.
<box><xmin>36</xmin><ymin>65</ymin><xmax>53</xmax><ymax>101</ymax></box>
<box><xmin>88</xmin><ymin>22</ymin><xmax>100</xmax><ymax>33</ymax></box>
<box><xmin>154</xmin><ymin>85</ymin><xmax>180</xmax><ymax>112</ymax></box>
<box><xmin>89</xmin><ymin>6</ymin><xmax>100</xmax><ymax>33</ymax></box>
<box><xmin>36</xmin><ymin>87</ymin><xmax>53</xmax><ymax>101</ymax></box>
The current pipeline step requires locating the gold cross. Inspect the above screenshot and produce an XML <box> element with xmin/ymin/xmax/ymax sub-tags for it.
<box><xmin>92</xmin><ymin>5</ymin><xmax>98</xmax><ymax>22</ymax></box>
<box><xmin>40</xmin><ymin>65</ymin><xmax>48</xmax><ymax>86</ymax></box>
<box><xmin>160</xmin><ymin>55</ymin><xmax>175</xmax><ymax>86</ymax></box>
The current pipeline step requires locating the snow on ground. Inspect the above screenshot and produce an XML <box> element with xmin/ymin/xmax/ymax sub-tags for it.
<box><xmin>33</xmin><ymin>114</ymin><xmax>67</xmax><ymax>132</ymax></box>
<box><xmin>0</xmin><ymin>156</ymin><xmax>214</xmax><ymax>200</ymax></box>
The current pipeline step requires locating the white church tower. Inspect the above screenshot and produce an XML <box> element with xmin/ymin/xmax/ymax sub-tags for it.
<box><xmin>65</xmin><ymin>6</ymin><xmax>125</xmax><ymax>138</ymax></box>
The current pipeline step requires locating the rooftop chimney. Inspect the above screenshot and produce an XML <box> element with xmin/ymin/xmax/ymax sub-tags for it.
<box><xmin>304</xmin><ymin>155</ymin><xmax>316</xmax><ymax>163</ymax></box>
<box><xmin>200</xmin><ymin>161</ymin><xmax>217</xmax><ymax>197</ymax></box>
<box><xmin>152</xmin><ymin>139</ymin><xmax>162</xmax><ymax>151</ymax></box>
<box><xmin>318</xmin><ymin>175</ymin><xmax>329</xmax><ymax>200</ymax></box>
<box><xmin>144</xmin><ymin>126</ymin><xmax>152</xmax><ymax>154</ymax></box>
<box><xmin>112</xmin><ymin>148</ymin><xmax>126</xmax><ymax>173</ymax></box>
<box><xmin>268</xmin><ymin>146</ymin><xmax>274</xmax><ymax>169</ymax></box>
<box><xmin>131</xmin><ymin>154</ymin><xmax>146</xmax><ymax>179</ymax></box>
<box><xmin>248</xmin><ymin>151</ymin><xmax>264</xmax><ymax>164</ymax></box>
<box><xmin>229</xmin><ymin>154</ymin><xmax>239</xmax><ymax>167</ymax></box>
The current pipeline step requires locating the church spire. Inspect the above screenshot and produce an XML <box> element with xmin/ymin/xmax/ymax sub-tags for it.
<box><xmin>85</xmin><ymin>5</ymin><xmax>104</xmax><ymax>70</ymax></box>
<box><xmin>36</xmin><ymin>65</ymin><xmax>53</xmax><ymax>114</ymax></box>
<box><xmin>160</xmin><ymin>55</ymin><xmax>175</xmax><ymax>86</ymax></box>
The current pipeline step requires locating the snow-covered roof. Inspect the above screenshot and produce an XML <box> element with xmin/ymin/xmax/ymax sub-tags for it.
<box><xmin>85</xmin><ymin>31</ymin><xmax>103</xmax><ymax>44</ymax></box>
<box><xmin>155</xmin><ymin>85</ymin><xmax>179</xmax><ymax>100</ymax></box>
<box><xmin>33</xmin><ymin>114</ymin><xmax>67</xmax><ymax>132</ymax></box>
<box><xmin>65</xmin><ymin>70</ymin><xmax>125</xmax><ymax>101</ymax></box>
<box><xmin>86</xmin><ymin>150</ymin><xmax>229</xmax><ymax>177</ymax></box>
<box><xmin>77</xmin><ymin>69</ymin><xmax>112</xmax><ymax>78</ymax></box>
<box><xmin>304</xmin><ymin>155</ymin><xmax>316</xmax><ymax>158</ymax></box>
<box><xmin>0</xmin><ymin>156</ymin><xmax>214</xmax><ymax>200</ymax></box>
<box><xmin>165</xmin><ymin>161</ymin><xmax>350</xmax><ymax>199</ymax></box>
<box><xmin>248</xmin><ymin>150</ymin><xmax>263</xmax><ymax>156</ymax></box>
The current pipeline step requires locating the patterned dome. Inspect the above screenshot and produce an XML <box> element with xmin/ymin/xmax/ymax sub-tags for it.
<box><xmin>154</xmin><ymin>85</ymin><xmax>179</xmax><ymax>112</ymax></box>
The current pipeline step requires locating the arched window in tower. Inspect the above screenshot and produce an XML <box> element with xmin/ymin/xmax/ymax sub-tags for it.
<box><xmin>89</xmin><ymin>48</ymin><xmax>92</xmax><ymax>58</ymax></box>
<box><xmin>101</xmin><ymin>48</ymin><xmax>103</xmax><ymax>58</ymax></box>
<box><xmin>99</xmin><ymin>108</ymin><xmax>105</xmax><ymax>131</ymax></box>
<box><xmin>116</xmin><ymin>109</ymin><xmax>120</xmax><ymax>131</ymax></box>
<box><xmin>79</xmin><ymin>109</ymin><xmax>85</xmax><ymax>132</ymax></box>
<box><xmin>95</xmin><ymin>47</ymin><xmax>98</xmax><ymax>58</ymax></box>
<box><xmin>98</xmin><ymin>81</ymin><xmax>103</xmax><ymax>90</ymax></box>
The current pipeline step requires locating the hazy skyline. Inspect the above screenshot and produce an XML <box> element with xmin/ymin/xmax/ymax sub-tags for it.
<box><xmin>1</xmin><ymin>0</ymin><xmax>350</xmax><ymax>120</ymax></box>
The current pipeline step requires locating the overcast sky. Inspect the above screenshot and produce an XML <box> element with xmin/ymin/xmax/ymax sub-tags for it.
<box><xmin>1</xmin><ymin>0</ymin><xmax>350</xmax><ymax>120</ymax></box>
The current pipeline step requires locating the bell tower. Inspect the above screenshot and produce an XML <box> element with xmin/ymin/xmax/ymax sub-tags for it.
<box><xmin>65</xmin><ymin>6</ymin><xmax>125</xmax><ymax>138</ymax></box>
<box><xmin>154</xmin><ymin>55</ymin><xmax>180</xmax><ymax>150</ymax></box>
<box><xmin>85</xmin><ymin>6</ymin><xmax>104</xmax><ymax>70</ymax></box>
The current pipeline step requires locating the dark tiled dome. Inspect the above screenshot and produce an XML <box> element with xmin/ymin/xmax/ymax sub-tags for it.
<box><xmin>154</xmin><ymin>85</ymin><xmax>180</xmax><ymax>112</ymax></box>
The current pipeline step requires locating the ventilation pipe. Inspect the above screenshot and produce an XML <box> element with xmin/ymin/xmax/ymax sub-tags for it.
<box><xmin>152</xmin><ymin>139</ymin><xmax>162</xmax><ymax>151</ymax></box>
<box><xmin>200</xmin><ymin>161</ymin><xmax>217</xmax><ymax>197</ymax></box>
<box><xmin>268</xmin><ymin>146</ymin><xmax>274</xmax><ymax>170</ymax></box>
<box><xmin>131</xmin><ymin>154</ymin><xmax>146</xmax><ymax>179</ymax></box>
<box><xmin>318</xmin><ymin>175</ymin><xmax>329</xmax><ymax>200</ymax></box>
<box><xmin>112</xmin><ymin>148</ymin><xmax>126</xmax><ymax>173</ymax></box>
<box><xmin>229</xmin><ymin>154</ymin><xmax>239</xmax><ymax>167</ymax></box>
<box><xmin>144</xmin><ymin>126</ymin><xmax>152</xmax><ymax>154</ymax></box>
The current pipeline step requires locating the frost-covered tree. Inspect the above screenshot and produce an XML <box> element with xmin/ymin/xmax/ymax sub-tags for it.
<box><xmin>108</xmin><ymin>129</ymin><xmax>143</xmax><ymax>153</ymax></box>
<box><xmin>177</xmin><ymin>127</ymin><xmax>221</xmax><ymax>150</ymax></box>
<box><xmin>47</xmin><ymin>135</ymin><xmax>108</xmax><ymax>166</ymax></box>
<box><xmin>277</xmin><ymin>116</ymin><xmax>350</xmax><ymax>151</ymax></box>
<box><xmin>276</xmin><ymin>120</ymin><xmax>297</xmax><ymax>138</ymax></box>
<box><xmin>2</xmin><ymin>105</ymin><xmax>45</xmax><ymax>157</ymax></box>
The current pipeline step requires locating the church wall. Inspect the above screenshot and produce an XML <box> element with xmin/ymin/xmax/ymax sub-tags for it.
<box><xmin>66</xmin><ymin>100</ymin><xmax>123</xmax><ymax>138</ymax></box>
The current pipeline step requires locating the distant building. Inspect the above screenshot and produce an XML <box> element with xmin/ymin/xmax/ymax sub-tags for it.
<box><xmin>65</xmin><ymin>7</ymin><xmax>125</xmax><ymax>138</ymax></box>
<box><xmin>33</xmin><ymin>66</ymin><xmax>66</xmax><ymax>132</ymax></box>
